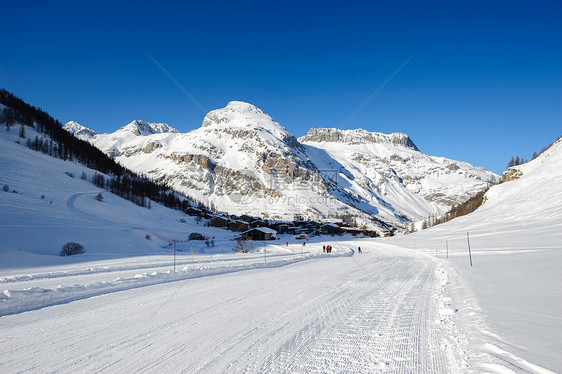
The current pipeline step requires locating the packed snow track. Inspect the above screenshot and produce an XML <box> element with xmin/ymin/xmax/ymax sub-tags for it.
<box><xmin>0</xmin><ymin>245</ymin><xmax>455</xmax><ymax>373</ymax></box>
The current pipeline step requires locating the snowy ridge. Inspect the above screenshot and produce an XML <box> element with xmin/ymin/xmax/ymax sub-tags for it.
<box><xmin>299</xmin><ymin>127</ymin><xmax>419</xmax><ymax>150</ymax></box>
<box><xmin>117</xmin><ymin>120</ymin><xmax>179</xmax><ymax>136</ymax></box>
<box><xmin>66</xmin><ymin>101</ymin><xmax>496</xmax><ymax>230</ymax></box>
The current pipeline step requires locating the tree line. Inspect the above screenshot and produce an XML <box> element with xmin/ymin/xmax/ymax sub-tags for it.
<box><xmin>506</xmin><ymin>135</ymin><xmax>561</xmax><ymax>169</ymax></box>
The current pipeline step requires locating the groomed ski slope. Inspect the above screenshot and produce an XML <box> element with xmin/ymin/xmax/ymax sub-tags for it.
<box><xmin>1</xmin><ymin>243</ymin><xmax>460</xmax><ymax>373</ymax></box>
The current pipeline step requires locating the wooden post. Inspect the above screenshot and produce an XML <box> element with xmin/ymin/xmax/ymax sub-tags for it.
<box><xmin>191</xmin><ymin>244</ymin><xmax>194</xmax><ymax>269</ymax></box>
<box><xmin>467</xmin><ymin>232</ymin><xmax>473</xmax><ymax>267</ymax></box>
<box><xmin>446</xmin><ymin>240</ymin><xmax>449</xmax><ymax>259</ymax></box>
<box><xmin>173</xmin><ymin>240</ymin><xmax>176</xmax><ymax>271</ymax></box>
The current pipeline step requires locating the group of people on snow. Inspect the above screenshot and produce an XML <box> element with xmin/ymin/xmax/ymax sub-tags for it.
<box><xmin>323</xmin><ymin>245</ymin><xmax>333</xmax><ymax>253</ymax></box>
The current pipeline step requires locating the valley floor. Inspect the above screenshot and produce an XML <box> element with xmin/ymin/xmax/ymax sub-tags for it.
<box><xmin>1</xmin><ymin>243</ymin><xmax>463</xmax><ymax>373</ymax></box>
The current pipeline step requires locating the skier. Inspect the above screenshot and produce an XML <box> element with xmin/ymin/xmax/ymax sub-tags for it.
<box><xmin>323</xmin><ymin>245</ymin><xmax>326</xmax><ymax>253</ymax></box>
<box><xmin>358</xmin><ymin>246</ymin><xmax>362</xmax><ymax>254</ymax></box>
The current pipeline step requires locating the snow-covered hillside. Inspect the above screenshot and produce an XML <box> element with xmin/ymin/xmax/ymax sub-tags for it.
<box><xmin>0</xmin><ymin>122</ymin><xmax>228</xmax><ymax>262</ymax></box>
<box><xmin>384</xmin><ymin>137</ymin><xmax>562</xmax><ymax>372</ymax></box>
<box><xmin>66</xmin><ymin>102</ymin><xmax>497</xmax><ymax>230</ymax></box>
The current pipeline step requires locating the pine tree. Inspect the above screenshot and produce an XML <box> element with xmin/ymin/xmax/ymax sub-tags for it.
<box><xmin>507</xmin><ymin>157</ymin><xmax>515</xmax><ymax>169</ymax></box>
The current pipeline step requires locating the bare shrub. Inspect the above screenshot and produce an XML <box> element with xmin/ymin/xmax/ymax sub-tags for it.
<box><xmin>59</xmin><ymin>242</ymin><xmax>85</xmax><ymax>256</ymax></box>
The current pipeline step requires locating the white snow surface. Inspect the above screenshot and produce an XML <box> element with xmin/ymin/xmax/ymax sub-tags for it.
<box><xmin>384</xmin><ymin>138</ymin><xmax>562</xmax><ymax>373</ymax></box>
<box><xmin>1</xmin><ymin>122</ymin><xmax>560</xmax><ymax>373</ymax></box>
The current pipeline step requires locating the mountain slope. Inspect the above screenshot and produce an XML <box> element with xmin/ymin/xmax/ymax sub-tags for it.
<box><xmin>0</xmin><ymin>120</ymin><xmax>224</xmax><ymax>260</ymax></box>
<box><xmin>300</xmin><ymin>128</ymin><xmax>496</xmax><ymax>222</ymax></box>
<box><xmin>389</xmin><ymin>137</ymin><xmax>562</xmax><ymax>372</ymax></box>
<box><xmin>67</xmin><ymin>102</ymin><xmax>497</xmax><ymax>230</ymax></box>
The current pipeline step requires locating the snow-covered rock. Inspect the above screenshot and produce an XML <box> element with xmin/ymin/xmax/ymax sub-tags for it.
<box><xmin>63</xmin><ymin>121</ymin><xmax>97</xmax><ymax>138</ymax></box>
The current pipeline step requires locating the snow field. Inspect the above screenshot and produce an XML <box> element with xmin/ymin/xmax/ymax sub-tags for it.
<box><xmin>381</xmin><ymin>140</ymin><xmax>562</xmax><ymax>373</ymax></box>
<box><xmin>0</xmin><ymin>244</ymin><xmax>460</xmax><ymax>373</ymax></box>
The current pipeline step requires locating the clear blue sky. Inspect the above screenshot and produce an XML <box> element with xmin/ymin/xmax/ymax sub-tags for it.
<box><xmin>1</xmin><ymin>0</ymin><xmax>560</xmax><ymax>174</ymax></box>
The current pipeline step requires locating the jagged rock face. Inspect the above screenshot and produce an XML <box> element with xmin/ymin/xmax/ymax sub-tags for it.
<box><xmin>66</xmin><ymin>102</ymin><xmax>497</xmax><ymax>230</ymax></box>
<box><xmin>117</xmin><ymin>120</ymin><xmax>179</xmax><ymax>136</ymax></box>
<box><xmin>300</xmin><ymin>128</ymin><xmax>496</xmax><ymax>222</ymax></box>
<box><xmin>300</xmin><ymin>128</ymin><xmax>419</xmax><ymax>151</ymax></box>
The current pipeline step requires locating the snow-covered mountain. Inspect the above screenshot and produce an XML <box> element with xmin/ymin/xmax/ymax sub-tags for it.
<box><xmin>63</xmin><ymin>121</ymin><xmax>97</xmax><ymax>138</ymax></box>
<box><xmin>66</xmin><ymin>102</ymin><xmax>497</xmax><ymax>229</ymax></box>
<box><xmin>300</xmin><ymin>128</ymin><xmax>496</xmax><ymax>221</ymax></box>
<box><xmin>63</xmin><ymin>119</ymin><xmax>178</xmax><ymax>158</ymax></box>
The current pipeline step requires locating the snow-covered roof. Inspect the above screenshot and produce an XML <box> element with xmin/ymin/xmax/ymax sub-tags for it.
<box><xmin>242</xmin><ymin>227</ymin><xmax>277</xmax><ymax>235</ymax></box>
<box><xmin>230</xmin><ymin>219</ymin><xmax>249</xmax><ymax>224</ymax></box>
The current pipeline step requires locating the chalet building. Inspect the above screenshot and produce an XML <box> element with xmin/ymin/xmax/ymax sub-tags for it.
<box><xmin>241</xmin><ymin>227</ymin><xmax>277</xmax><ymax>241</ymax></box>
<box><xmin>319</xmin><ymin>223</ymin><xmax>343</xmax><ymax>235</ymax></box>
<box><xmin>239</xmin><ymin>215</ymin><xmax>255</xmax><ymax>224</ymax></box>
<box><xmin>342</xmin><ymin>227</ymin><xmax>363</xmax><ymax>236</ymax></box>
<box><xmin>209</xmin><ymin>215</ymin><xmax>228</xmax><ymax>228</ymax></box>
<box><xmin>227</xmin><ymin>220</ymin><xmax>250</xmax><ymax>232</ymax></box>
<box><xmin>285</xmin><ymin>226</ymin><xmax>300</xmax><ymax>235</ymax></box>
<box><xmin>185</xmin><ymin>207</ymin><xmax>202</xmax><ymax>216</ymax></box>
<box><xmin>201</xmin><ymin>211</ymin><xmax>214</xmax><ymax>220</ymax></box>
<box><xmin>250</xmin><ymin>219</ymin><xmax>268</xmax><ymax>228</ymax></box>
<box><xmin>276</xmin><ymin>223</ymin><xmax>290</xmax><ymax>234</ymax></box>
<box><xmin>306</xmin><ymin>220</ymin><xmax>322</xmax><ymax>229</ymax></box>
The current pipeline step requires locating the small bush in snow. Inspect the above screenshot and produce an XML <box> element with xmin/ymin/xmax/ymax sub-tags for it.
<box><xmin>145</xmin><ymin>234</ymin><xmax>151</xmax><ymax>240</ymax></box>
<box><xmin>2</xmin><ymin>184</ymin><xmax>9</xmax><ymax>192</ymax></box>
<box><xmin>95</xmin><ymin>192</ymin><xmax>104</xmax><ymax>202</ymax></box>
<box><xmin>188</xmin><ymin>232</ymin><xmax>207</xmax><ymax>241</ymax></box>
<box><xmin>180</xmin><ymin>218</ymin><xmax>186</xmax><ymax>223</ymax></box>
<box><xmin>60</xmin><ymin>242</ymin><xmax>85</xmax><ymax>256</ymax></box>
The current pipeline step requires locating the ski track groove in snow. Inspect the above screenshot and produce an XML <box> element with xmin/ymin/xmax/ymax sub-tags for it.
<box><xmin>0</xmin><ymin>251</ymin><xmax>456</xmax><ymax>373</ymax></box>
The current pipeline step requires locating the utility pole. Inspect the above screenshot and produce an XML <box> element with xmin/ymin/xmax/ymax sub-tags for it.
<box><xmin>173</xmin><ymin>240</ymin><xmax>176</xmax><ymax>271</ymax></box>
<box><xmin>191</xmin><ymin>244</ymin><xmax>194</xmax><ymax>269</ymax></box>
<box><xmin>446</xmin><ymin>240</ymin><xmax>449</xmax><ymax>259</ymax></box>
<box><xmin>467</xmin><ymin>232</ymin><xmax>473</xmax><ymax>267</ymax></box>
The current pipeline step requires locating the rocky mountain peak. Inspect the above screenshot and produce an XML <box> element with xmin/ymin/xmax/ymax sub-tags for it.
<box><xmin>225</xmin><ymin>101</ymin><xmax>265</xmax><ymax>114</ymax></box>
<box><xmin>199</xmin><ymin>101</ymin><xmax>303</xmax><ymax>152</ymax></box>
<box><xmin>118</xmin><ymin>120</ymin><xmax>178</xmax><ymax>136</ymax></box>
<box><xmin>299</xmin><ymin>128</ymin><xmax>419</xmax><ymax>151</ymax></box>
<box><xmin>63</xmin><ymin>121</ymin><xmax>97</xmax><ymax>138</ymax></box>
<box><xmin>202</xmin><ymin>101</ymin><xmax>275</xmax><ymax>129</ymax></box>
